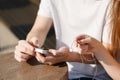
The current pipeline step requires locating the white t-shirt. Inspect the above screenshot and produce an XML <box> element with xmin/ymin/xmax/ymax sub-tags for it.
<box><xmin>38</xmin><ymin>0</ymin><xmax>112</xmax><ymax>79</ymax></box>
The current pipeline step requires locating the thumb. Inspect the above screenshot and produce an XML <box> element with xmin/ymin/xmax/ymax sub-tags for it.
<box><xmin>29</xmin><ymin>37</ymin><xmax>39</xmax><ymax>47</ymax></box>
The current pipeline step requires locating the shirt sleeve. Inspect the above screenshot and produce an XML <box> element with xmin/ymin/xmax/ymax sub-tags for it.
<box><xmin>37</xmin><ymin>0</ymin><xmax>52</xmax><ymax>18</ymax></box>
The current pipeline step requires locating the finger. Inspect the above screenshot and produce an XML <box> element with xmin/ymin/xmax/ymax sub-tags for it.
<box><xmin>49</xmin><ymin>49</ymin><xmax>65</xmax><ymax>57</ymax></box>
<box><xmin>75</xmin><ymin>34</ymin><xmax>86</xmax><ymax>42</ymax></box>
<box><xmin>75</xmin><ymin>34</ymin><xmax>86</xmax><ymax>47</ymax></box>
<box><xmin>35</xmin><ymin>52</ymin><xmax>46</xmax><ymax>63</ymax></box>
<box><xmin>45</xmin><ymin>54</ymin><xmax>66</xmax><ymax>65</ymax></box>
<box><xmin>18</xmin><ymin>40</ymin><xmax>34</xmax><ymax>51</ymax></box>
<box><xmin>48</xmin><ymin>49</ymin><xmax>58</xmax><ymax>56</ymax></box>
<box><xmin>35</xmin><ymin>53</ymin><xmax>51</xmax><ymax>65</ymax></box>
<box><xmin>16</xmin><ymin>45</ymin><xmax>35</xmax><ymax>56</ymax></box>
<box><xmin>78</xmin><ymin>36</ymin><xmax>92</xmax><ymax>45</ymax></box>
<box><xmin>82</xmin><ymin>37</ymin><xmax>91</xmax><ymax>43</ymax></box>
<box><xmin>35</xmin><ymin>52</ymin><xmax>59</xmax><ymax>64</ymax></box>
<box><xmin>14</xmin><ymin>51</ymin><xmax>28</xmax><ymax>62</ymax></box>
<box><xmin>15</xmin><ymin>56</ymin><xmax>27</xmax><ymax>62</ymax></box>
<box><xmin>17</xmin><ymin>41</ymin><xmax>35</xmax><ymax>55</ymax></box>
<box><xmin>15</xmin><ymin>50</ymin><xmax>31</xmax><ymax>60</ymax></box>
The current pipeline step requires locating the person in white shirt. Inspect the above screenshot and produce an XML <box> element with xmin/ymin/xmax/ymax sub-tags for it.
<box><xmin>14</xmin><ymin>0</ymin><xmax>120</xmax><ymax>80</ymax></box>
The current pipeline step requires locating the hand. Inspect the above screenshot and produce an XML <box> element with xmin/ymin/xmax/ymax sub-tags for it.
<box><xmin>75</xmin><ymin>34</ymin><xmax>107</xmax><ymax>54</ymax></box>
<box><xmin>35</xmin><ymin>47</ymin><xmax>70</xmax><ymax>65</ymax></box>
<box><xmin>14</xmin><ymin>37</ymin><xmax>39</xmax><ymax>62</ymax></box>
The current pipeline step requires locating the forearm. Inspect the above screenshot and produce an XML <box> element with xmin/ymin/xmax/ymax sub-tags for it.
<box><xmin>26</xmin><ymin>28</ymin><xmax>47</xmax><ymax>47</ymax></box>
<box><xmin>66</xmin><ymin>52</ymin><xmax>98</xmax><ymax>64</ymax></box>
<box><xmin>95</xmin><ymin>50</ymin><xmax>120</xmax><ymax>80</ymax></box>
<box><xmin>26</xmin><ymin>16</ymin><xmax>52</xmax><ymax>47</ymax></box>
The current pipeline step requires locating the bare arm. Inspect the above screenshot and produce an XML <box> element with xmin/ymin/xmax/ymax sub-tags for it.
<box><xmin>14</xmin><ymin>15</ymin><xmax>52</xmax><ymax>62</ymax></box>
<box><xmin>75</xmin><ymin>34</ymin><xmax>120</xmax><ymax>80</ymax></box>
<box><xmin>26</xmin><ymin>15</ymin><xmax>53</xmax><ymax>47</ymax></box>
<box><xmin>95</xmin><ymin>43</ymin><xmax>120</xmax><ymax>80</ymax></box>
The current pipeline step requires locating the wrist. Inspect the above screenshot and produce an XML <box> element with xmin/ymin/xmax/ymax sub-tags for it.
<box><xmin>94</xmin><ymin>47</ymin><xmax>109</xmax><ymax>61</ymax></box>
<box><xmin>65</xmin><ymin>51</ymin><xmax>81</xmax><ymax>62</ymax></box>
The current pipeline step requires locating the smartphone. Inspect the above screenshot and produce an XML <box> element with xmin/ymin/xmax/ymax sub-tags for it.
<box><xmin>34</xmin><ymin>48</ymin><xmax>48</xmax><ymax>55</ymax></box>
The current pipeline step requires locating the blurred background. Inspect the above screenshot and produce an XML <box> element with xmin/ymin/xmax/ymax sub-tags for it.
<box><xmin>0</xmin><ymin>0</ymin><xmax>55</xmax><ymax>54</ymax></box>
